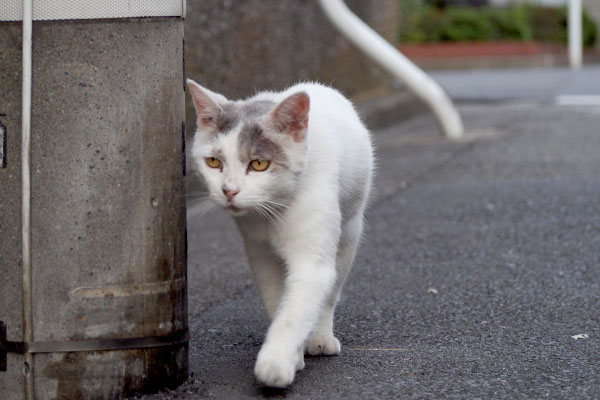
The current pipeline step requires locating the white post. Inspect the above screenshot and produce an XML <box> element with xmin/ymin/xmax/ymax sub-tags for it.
<box><xmin>21</xmin><ymin>0</ymin><xmax>34</xmax><ymax>398</ymax></box>
<box><xmin>569</xmin><ymin>0</ymin><xmax>583</xmax><ymax>70</ymax></box>
<box><xmin>316</xmin><ymin>0</ymin><xmax>463</xmax><ymax>139</ymax></box>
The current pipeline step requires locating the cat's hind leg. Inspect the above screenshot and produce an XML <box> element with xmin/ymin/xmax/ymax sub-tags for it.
<box><xmin>306</xmin><ymin>213</ymin><xmax>364</xmax><ymax>356</ymax></box>
<box><xmin>305</xmin><ymin>302</ymin><xmax>341</xmax><ymax>356</ymax></box>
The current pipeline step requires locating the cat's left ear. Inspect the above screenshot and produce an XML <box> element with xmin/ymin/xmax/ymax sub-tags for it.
<box><xmin>267</xmin><ymin>92</ymin><xmax>310</xmax><ymax>142</ymax></box>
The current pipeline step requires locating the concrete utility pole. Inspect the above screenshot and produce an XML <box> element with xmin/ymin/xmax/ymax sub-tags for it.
<box><xmin>0</xmin><ymin>2</ymin><xmax>188</xmax><ymax>399</ymax></box>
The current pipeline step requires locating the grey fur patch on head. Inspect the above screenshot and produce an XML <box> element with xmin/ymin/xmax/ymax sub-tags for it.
<box><xmin>216</xmin><ymin>103</ymin><xmax>241</xmax><ymax>133</ymax></box>
<box><xmin>240</xmin><ymin>100</ymin><xmax>276</xmax><ymax>118</ymax></box>
<box><xmin>216</xmin><ymin>100</ymin><xmax>276</xmax><ymax>135</ymax></box>
<box><xmin>238</xmin><ymin>123</ymin><xmax>287</xmax><ymax>167</ymax></box>
<box><xmin>213</xmin><ymin>98</ymin><xmax>288</xmax><ymax>167</ymax></box>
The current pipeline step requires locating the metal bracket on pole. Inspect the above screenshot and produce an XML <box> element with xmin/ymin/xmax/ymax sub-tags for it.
<box><xmin>316</xmin><ymin>0</ymin><xmax>463</xmax><ymax>139</ymax></box>
<box><xmin>0</xmin><ymin>320</ymin><xmax>189</xmax><ymax>373</ymax></box>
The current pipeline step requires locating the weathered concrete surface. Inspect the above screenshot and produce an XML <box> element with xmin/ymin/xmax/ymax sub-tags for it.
<box><xmin>0</xmin><ymin>21</ymin><xmax>26</xmax><ymax>400</ymax></box>
<box><xmin>140</xmin><ymin>67</ymin><xmax>600</xmax><ymax>399</ymax></box>
<box><xmin>184</xmin><ymin>0</ymin><xmax>400</xmax><ymax>135</ymax></box>
<box><xmin>0</xmin><ymin>18</ymin><xmax>187</xmax><ymax>399</ymax></box>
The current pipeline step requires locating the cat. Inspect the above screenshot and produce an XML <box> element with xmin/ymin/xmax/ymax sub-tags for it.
<box><xmin>187</xmin><ymin>79</ymin><xmax>374</xmax><ymax>388</ymax></box>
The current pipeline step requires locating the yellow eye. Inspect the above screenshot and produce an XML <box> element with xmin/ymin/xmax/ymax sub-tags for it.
<box><xmin>205</xmin><ymin>157</ymin><xmax>221</xmax><ymax>169</ymax></box>
<box><xmin>250</xmin><ymin>159</ymin><xmax>270</xmax><ymax>172</ymax></box>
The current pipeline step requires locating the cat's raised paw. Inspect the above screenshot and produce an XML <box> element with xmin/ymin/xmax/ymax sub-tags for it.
<box><xmin>254</xmin><ymin>348</ymin><xmax>297</xmax><ymax>388</ymax></box>
<box><xmin>306</xmin><ymin>334</ymin><xmax>341</xmax><ymax>356</ymax></box>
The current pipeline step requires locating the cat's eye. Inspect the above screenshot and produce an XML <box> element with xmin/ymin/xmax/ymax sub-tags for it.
<box><xmin>250</xmin><ymin>159</ymin><xmax>270</xmax><ymax>172</ymax></box>
<box><xmin>205</xmin><ymin>157</ymin><xmax>221</xmax><ymax>169</ymax></box>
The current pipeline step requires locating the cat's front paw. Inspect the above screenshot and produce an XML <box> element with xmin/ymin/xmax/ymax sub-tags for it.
<box><xmin>254</xmin><ymin>346</ymin><xmax>298</xmax><ymax>388</ymax></box>
<box><xmin>306</xmin><ymin>334</ymin><xmax>341</xmax><ymax>356</ymax></box>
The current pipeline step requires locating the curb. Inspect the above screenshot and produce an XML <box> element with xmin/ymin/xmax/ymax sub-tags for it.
<box><xmin>355</xmin><ymin>90</ymin><xmax>428</xmax><ymax>131</ymax></box>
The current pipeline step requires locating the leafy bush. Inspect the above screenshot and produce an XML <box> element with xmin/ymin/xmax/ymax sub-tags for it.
<box><xmin>581</xmin><ymin>7</ymin><xmax>598</xmax><ymax>47</ymax></box>
<box><xmin>528</xmin><ymin>5</ymin><xmax>563</xmax><ymax>43</ymax></box>
<box><xmin>484</xmin><ymin>6</ymin><xmax>532</xmax><ymax>41</ymax></box>
<box><xmin>399</xmin><ymin>3</ymin><xmax>597</xmax><ymax>47</ymax></box>
<box><xmin>529</xmin><ymin>5</ymin><xmax>597</xmax><ymax>47</ymax></box>
<box><xmin>440</xmin><ymin>7</ymin><xmax>495</xmax><ymax>41</ymax></box>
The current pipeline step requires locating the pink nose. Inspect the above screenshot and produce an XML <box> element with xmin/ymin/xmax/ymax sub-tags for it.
<box><xmin>223</xmin><ymin>188</ymin><xmax>239</xmax><ymax>202</ymax></box>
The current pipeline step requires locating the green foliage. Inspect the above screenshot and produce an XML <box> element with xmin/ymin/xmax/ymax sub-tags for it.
<box><xmin>484</xmin><ymin>5</ymin><xmax>532</xmax><ymax>41</ymax></box>
<box><xmin>529</xmin><ymin>5</ymin><xmax>597</xmax><ymax>47</ymax></box>
<box><xmin>441</xmin><ymin>8</ymin><xmax>495</xmax><ymax>41</ymax></box>
<box><xmin>528</xmin><ymin>5</ymin><xmax>563</xmax><ymax>43</ymax></box>
<box><xmin>582</xmin><ymin>7</ymin><xmax>598</xmax><ymax>47</ymax></box>
<box><xmin>399</xmin><ymin>2</ymin><xmax>597</xmax><ymax>47</ymax></box>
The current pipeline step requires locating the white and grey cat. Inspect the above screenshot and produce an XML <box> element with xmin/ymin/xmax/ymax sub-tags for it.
<box><xmin>188</xmin><ymin>79</ymin><xmax>374</xmax><ymax>388</ymax></box>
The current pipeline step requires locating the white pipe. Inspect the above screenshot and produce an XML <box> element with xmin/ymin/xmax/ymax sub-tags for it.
<box><xmin>21</xmin><ymin>0</ymin><xmax>34</xmax><ymax>398</ymax></box>
<box><xmin>569</xmin><ymin>0</ymin><xmax>583</xmax><ymax>70</ymax></box>
<box><xmin>317</xmin><ymin>0</ymin><xmax>463</xmax><ymax>139</ymax></box>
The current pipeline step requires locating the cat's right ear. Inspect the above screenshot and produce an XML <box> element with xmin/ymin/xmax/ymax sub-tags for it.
<box><xmin>267</xmin><ymin>91</ymin><xmax>310</xmax><ymax>143</ymax></box>
<box><xmin>187</xmin><ymin>79</ymin><xmax>227</xmax><ymax>130</ymax></box>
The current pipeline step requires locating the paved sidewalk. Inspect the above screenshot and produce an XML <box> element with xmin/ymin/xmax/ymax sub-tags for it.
<box><xmin>142</xmin><ymin>68</ymin><xmax>600</xmax><ymax>399</ymax></box>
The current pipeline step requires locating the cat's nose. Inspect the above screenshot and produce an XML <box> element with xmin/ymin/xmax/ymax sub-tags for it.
<box><xmin>223</xmin><ymin>188</ymin><xmax>240</xmax><ymax>202</ymax></box>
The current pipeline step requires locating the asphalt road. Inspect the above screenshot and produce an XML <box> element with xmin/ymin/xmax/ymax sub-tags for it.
<box><xmin>141</xmin><ymin>67</ymin><xmax>600</xmax><ymax>399</ymax></box>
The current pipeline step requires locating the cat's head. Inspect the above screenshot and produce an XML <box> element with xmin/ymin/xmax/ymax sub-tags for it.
<box><xmin>188</xmin><ymin>79</ymin><xmax>309</xmax><ymax>217</ymax></box>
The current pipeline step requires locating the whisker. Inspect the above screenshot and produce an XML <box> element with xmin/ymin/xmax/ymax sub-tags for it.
<box><xmin>242</xmin><ymin>196</ymin><xmax>289</xmax><ymax>210</ymax></box>
<box><xmin>261</xmin><ymin>203</ymin><xmax>280</xmax><ymax>217</ymax></box>
<box><xmin>180</xmin><ymin>190</ymin><xmax>210</xmax><ymax>200</ymax></box>
<box><xmin>187</xmin><ymin>199</ymin><xmax>215</xmax><ymax>219</ymax></box>
<box><xmin>254</xmin><ymin>204</ymin><xmax>275</xmax><ymax>224</ymax></box>
<box><xmin>184</xmin><ymin>190</ymin><xmax>209</xmax><ymax>195</ymax></box>
<box><xmin>181</xmin><ymin>193</ymin><xmax>210</xmax><ymax>199</ymax></box>
<box><xmin>259</xmin><ymin>202</ymin><xmax>285</xmax><ymax>224</ymax></box>
<box><xmin>263</xmin><ymin>198</ymin><xmax>289</xmax><ymax>209</ymax></box>
<box><xmin>262</xmin><ymin>203</ymin><xmax>281</xmax><ymax>224</ymax></box>
<box><xmin>265</xmin><ymin>206</ymin><xmax>279</xmax><ymax>224</ymax></box>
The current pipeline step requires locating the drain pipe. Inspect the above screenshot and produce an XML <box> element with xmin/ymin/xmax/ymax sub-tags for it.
<box><xmin>317</xmin><ymin>0</ymin><xmax>463</xmax><ymax>139</ymax></box>
<box><xmin>568</xmin><ymin>0</ymin><xmax>582</xmax><ymax>70</ymax></box>
<box><xmin>21</xmin><ymin>0</ymin><xmax>34</xmax><ymax>398</ymax></box>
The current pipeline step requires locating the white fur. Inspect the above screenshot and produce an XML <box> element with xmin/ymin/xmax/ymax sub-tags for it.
<box><xmin>189</xmin><ymin>81</ymin><xmax>374</xmax><ymax>387</ymax></box>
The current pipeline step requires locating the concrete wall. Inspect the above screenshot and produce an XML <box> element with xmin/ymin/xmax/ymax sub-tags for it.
<box><xmin>184</xmin><ymin>0</ymin><xmax>400</xmax><ymax>133</ymax></box>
